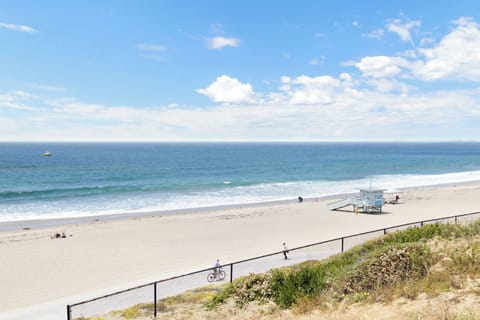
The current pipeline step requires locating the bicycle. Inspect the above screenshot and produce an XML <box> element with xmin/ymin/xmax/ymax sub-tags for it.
<box><xmin>207</xmin><ymin>267</ymin><xmax>226</xmax><ymax>282</ymax></box>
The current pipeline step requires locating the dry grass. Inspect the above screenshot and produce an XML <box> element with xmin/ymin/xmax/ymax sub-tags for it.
<box><xmin>80</xmin><ymin>288</ymin><xmax>480</xmax><ymax>320</ymax></box>
<box><xmin>77</xmin><ymin>224</ymin><xmax>480</xmax><ymax>320</ymax></box>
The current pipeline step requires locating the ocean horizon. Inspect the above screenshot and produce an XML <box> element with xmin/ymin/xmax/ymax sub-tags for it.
<box><xmin>1</xmin><ymin>142</ymin><xmax>480</xmax><ymax>222</ymax></box>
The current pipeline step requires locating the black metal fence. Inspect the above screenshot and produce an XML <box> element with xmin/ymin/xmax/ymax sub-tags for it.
<box><xmin>67</xmin><ymin>211</ymin><xmax>480</xmax><ymax>319</ymax></box>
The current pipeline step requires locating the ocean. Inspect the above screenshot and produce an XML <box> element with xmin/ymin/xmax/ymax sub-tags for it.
<box><xmin>1</xmin><ymin>142</ymin><xmax>480</xmax><ymax>222</ymax></box>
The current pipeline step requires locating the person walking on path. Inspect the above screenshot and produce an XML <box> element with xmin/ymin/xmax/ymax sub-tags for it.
<box><xmin>283</xmin><ymin>242</ymin><xmax>289</xmax><ymax>260</ymax></box>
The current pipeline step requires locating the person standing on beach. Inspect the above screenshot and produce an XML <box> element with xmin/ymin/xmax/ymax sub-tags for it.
<box><xmin>283</xmin><ymin>242</ymin><xmax>289</xmax><ymax>259</ymax></box>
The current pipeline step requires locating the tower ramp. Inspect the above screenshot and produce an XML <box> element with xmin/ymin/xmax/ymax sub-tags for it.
<box><xmin>327</xmin><ymin>198</ymin><xmax>356</xmax><ymax>211</ymax></box>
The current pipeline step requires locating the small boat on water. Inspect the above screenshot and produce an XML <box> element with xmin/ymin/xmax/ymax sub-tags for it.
<box><xmin>42</xmin><ymin>151</ymin><xmax>52</xmax><ymax>157</ymax></box>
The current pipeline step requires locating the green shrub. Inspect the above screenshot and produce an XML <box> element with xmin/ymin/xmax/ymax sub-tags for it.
<box><xmin>450</xmin><ymin>240</ymin><xmax>480</xmax><ymax>275</ymax></box>
<box><xmin>207</xmin><ymin>219</ymin><xmax>480</xmax><ymax>311</ymax></box>
<box><xmin>232</xmin><ymin>272</ymin><xmax>273</xmax><ymax>306</ymax></box>
<box><xmin>270</xmin><ymin>265</ymin><xmax>326</xmax><ymax>308</ymax></box>
<box><xmin>341</xmin><ymin>243</ymin><xmax>430</xmax><ymax>294</ymax></box>
<box><xmin>205</xmin><ymin>283</ymin><xmax>235</xmax><ymax>309</ymax></box>
<box><xmin>206</xmin><ymin>273</ymin><xmax>272</xmax><ymax>309</ymax></box>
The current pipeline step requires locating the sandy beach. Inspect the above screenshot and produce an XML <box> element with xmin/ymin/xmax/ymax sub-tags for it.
<box><xmin>1</xmin><ymin>183</ymin><xmax>480</xmax><ymax>319</ymax></box>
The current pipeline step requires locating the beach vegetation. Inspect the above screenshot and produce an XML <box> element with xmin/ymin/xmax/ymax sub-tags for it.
<box><xmin>207</xmin><ymin>272</ymin><xmax>273</xmax><ymax>308</ymax></box>
<box><xmin>110</xmin><ymin>304</ymin><xmax>146</xmax><ymax>319</ymax></box>
<box><xmin>207</xmin><ymin>220</ymin><xmax>480</xmax><ymax>312</ymax></box>
<box><xmin>156</xmin><ymin>286</ymin><xmax>219</xmax><ymax>311</ymax></box>
<box><xmin>82</xmin><ymin>287</ymin><xmax>221</xmax><ymax>320</ymax></box>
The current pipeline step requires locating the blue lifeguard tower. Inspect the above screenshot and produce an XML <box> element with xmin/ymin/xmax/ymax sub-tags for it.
<box><xmin>356</xmin><ymin>188</ymin><xmax>385</xmax><ymax>213</ymax></box>
<box><xmin>327</xmin><ymin>188</ymin><xmax>385</xmax><ymax>213</ymax></box>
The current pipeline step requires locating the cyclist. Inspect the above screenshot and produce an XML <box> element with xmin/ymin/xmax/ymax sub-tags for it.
<box><xmin>214</xmin><ymin>258</ymin><xmax>221</xmax><ymax>276</ymax></box>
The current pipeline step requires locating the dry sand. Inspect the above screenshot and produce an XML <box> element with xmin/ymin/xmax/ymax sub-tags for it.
<box><xmin>1</xmin><ymin>183</ymin><xmax>479</xmax><ymax>319</ymax></box>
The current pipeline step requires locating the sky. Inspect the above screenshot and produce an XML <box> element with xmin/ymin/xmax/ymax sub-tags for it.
<box><xmin>1</xmin><ymin>0</ymin><xmax>480</xmax><ymax>142</ymax></box>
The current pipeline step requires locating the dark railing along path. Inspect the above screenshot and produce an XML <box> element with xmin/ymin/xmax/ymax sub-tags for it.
<box><xmin>67</xmin><ymin>211</ymin><xmax>480</xmax><ymax>320</ymax></box>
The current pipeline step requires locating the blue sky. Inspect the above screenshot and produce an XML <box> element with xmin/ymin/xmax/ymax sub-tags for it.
<box><xmin>2</xmin><ymin>1</ymin><xmax>480</xmax><ymax>141</ymax></box>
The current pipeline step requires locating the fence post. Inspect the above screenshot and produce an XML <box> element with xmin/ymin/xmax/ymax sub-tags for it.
<box><xmin>421</xmin><ymin>222</ymin><xmax>424</xmax><ymax>227</ymax></box>
<box><xmin>384</xmin><ymin>228</ymin><xmax>387</xmax><ymax>235</ymax></box>
<box><xmin>455</xmin><ymin>216</ymin><xmax>458</xmax><ymax>224</ymax></box>
<box><xmin>230</xmin><ymin>263</ymin><xmax>234</xmax><ymax>283</ymax></box>
<box><xmin>341</xmin><ymin>237</ymin><xmax>344</xmax><ymax>252</ymax></box>
<box><xmin>67</xmin><ymin>305</ymin><xmax>71</xmax><ymax>320</ymax></box>
<box><xmin>154</xmin><ymin>282</ymin><xmax>157</xmax><ymax>318</ymax></box>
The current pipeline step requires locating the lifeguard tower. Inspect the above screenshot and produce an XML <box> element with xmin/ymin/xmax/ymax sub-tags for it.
<box><xmin>327</xmin><ymin>188</ymin><xmax>385</xmax><ymax>213</ymax></box>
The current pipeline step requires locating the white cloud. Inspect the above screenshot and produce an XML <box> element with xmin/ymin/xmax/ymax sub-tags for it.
<box><xmin>197</xmin><ymin>74</ymin><xmax>351</xmax><ymax>106</ymax></box>
<box><xmin>0</xmin><ymin>101</ymin><xmax>37</xmax><ymax>111</ymax></box>
<box><xmin>0</xmin><ymin>22</ymin><xmax>37</xmax><ymax>33</ymax></box>
<box><xmin>386</xmin><ymin>18</ymin><xmax>421</xmax><ymax>45</ymax></box>
<box><xmin>280</xmin><ymin>76</ymin><xmax>291</xmax><ymax>84</ymax></box>
<box><xmin>339</xmin><ymin>73</ymin><xmax>353</xmax><ymax>82</ymax></box>
<box><xmin>0</xmin><ymin>91</ymin><xmax>39</xmax><ymax>110</ymax></box>
<box><xmin>366</xmin><ymin>78</ymin><xmax>412</xmax><ymax>94</ymax></box>
<box><xmin>12</xmin><ymin>90</ymin><xmax>35</xmax><ymax>98</ymax></box>
<box><xmin>352</xmin><ymin>21</ymin><xmax>359</xmax><ymax>27</ymax></box>
<box><xmin>58</xmin><ymin>103</ymin><xmax>104</xmax><ymax>114</ymax></box>
<box><xmin>293</xmin><ymin>75</ymin><xmax>340</xmax><ymax>89</ymax></box>
<box><xmin>26</xmin><ymin>83</ymin><xmax>66</xmax><ymax>92</ymax></box>
<box><xmin>354</xmin><ymin>16</ymin><xmax>480</xmax><ymax>82</ymax></box>
<box><xmin>206</xmin><ymin>36</ymin><xmax>240</xmax><ymax>49</ymax></box>
<box><xmin>287</xmin><ymin>75</ymin><xmax>341</xmax><ymax>104</ymax></box>
<box><xmin>364</xmin><ymin>17</ymin><xmax>421</xmax><ymax>44</ymax></box>
<box><xmin>341</xmin><ymin>60</ymin><xmax>357</xmax><ymax>67</ymax></box>
<box><xmin>0</xmin><ymin>90</ymin><xmax>35</xmax><ymax>101</ymax></box>
<box><xmin>197</xmin><ymin>72</ymin><xmax>405</xmax><ymax>108</ymax></box>
<box><xmin>3</xmin><ymin>76</ymin><xmax>480</xmax><ymax>141</ymax></box>
<box><xmin>412</xmin><ymin>17</ymin><xmax>480</xmax><ymax>81</ymax></box>
<box><xmin>363</xmin><ymin>29</ymin><xmax>384</xmax><ymax>39</ymax></box>
<box><xmin>196</xmin><ymin>75</ymin><xmax>257</xmax><ymax>104</ymax></box>
<box><xmin>136</xmin><ymin>43</ymin><xmax>169</xmax><ymax>61</ymax></box>
<box><xmin>355</xmin><ymin>56</ymin><xmax>407</xmax><ymax>78</ymax></box>
<box><xmin>419</xmin><ymin>37</ymin><xmax>435</xmax><ymax>47</ymax></box>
